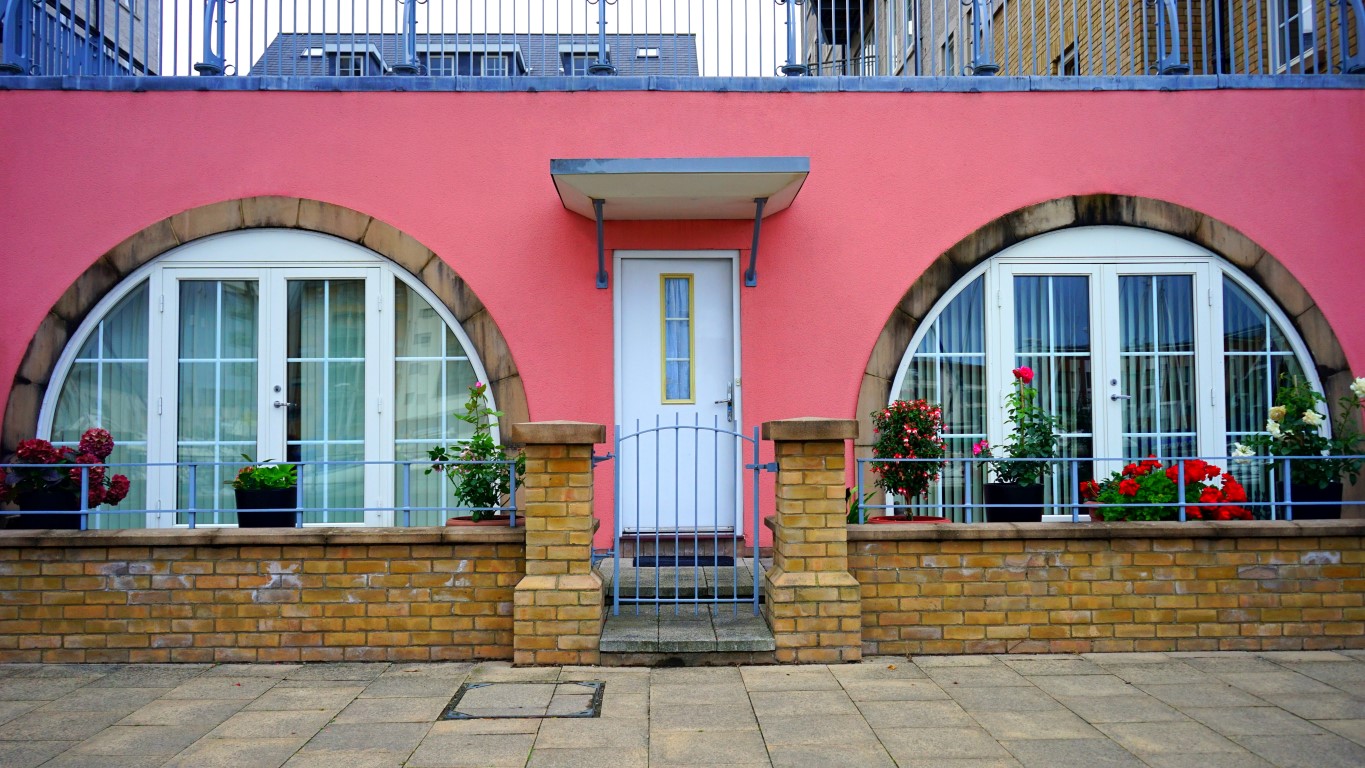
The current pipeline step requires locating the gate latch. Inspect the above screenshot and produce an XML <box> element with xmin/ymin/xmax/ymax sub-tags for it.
<box><xmin>745</xmin><ymin>462</ymin><xmax>778</xmax><ymax>473</ymax></box>
<box><xmin>592</xmin><ymin>452</ymin><xmax>615</xmax><ymax>466</ymax></box>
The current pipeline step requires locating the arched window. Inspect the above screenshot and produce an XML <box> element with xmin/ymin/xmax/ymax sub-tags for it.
<box><xmin>892</xmin><ymin>227</ymin><xmax>1316</xmax><ymax>516</ymax></box>
<box><xmin>40</xmin><ymin>230</ymin><xmax>490</xmax><ymax>528</ymax></box>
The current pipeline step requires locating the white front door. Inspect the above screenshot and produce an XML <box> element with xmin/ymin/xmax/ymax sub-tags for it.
<box><xmin>615</xmin><ymin>253</ymin><xmax>740</xmax><ymax>532</ymax></box>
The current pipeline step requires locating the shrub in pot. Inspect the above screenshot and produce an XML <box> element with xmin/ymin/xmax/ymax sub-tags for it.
<box><xmin>974</xmin><ymin>367</ymin><xmax>1059</xmax><ymax>523</ymax></box>
<box><xmin>426</xmin><ymin>382</ymin><xmax>525</xmax><ymax>525</ymax></box>
<box><xmin>230</xmin><ymin>456</ymin><xmax>298</xmax><ymax>528</ymax></box>
<box><xmin>864</xmin><ymin>400</ymin><xmax>947</xmax><ymax>521</ymax></box>
<box><xmin>0</xmin><ymin>428</ymin><xmax>131</xmax><ymax>529</ymax></box>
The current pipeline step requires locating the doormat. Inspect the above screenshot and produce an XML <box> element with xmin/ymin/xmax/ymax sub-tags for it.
<box><xmin>440</xmin><ymin>681</ymin><xmax>605</xmax><ymax>720</ymax></box>
<box><xmin>634</xmin><ymin>555</ymin><xmax>736</xmax><ymax>567</ymax></box>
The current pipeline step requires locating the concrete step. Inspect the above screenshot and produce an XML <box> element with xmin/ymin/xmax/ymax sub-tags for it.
<box><xmin>599</xmin><ymin>604</ymin><xmax>776</xmax><ymax>666</ymax></box>
<box><xmin>615</xmin><ymin>533</ymin><xmax>756</xmax><ymax>559</ymax></box>
<box><xmin>595</xmin><ymin>558</ymin><xmax>766</xmax><ymax>601</ymax></box>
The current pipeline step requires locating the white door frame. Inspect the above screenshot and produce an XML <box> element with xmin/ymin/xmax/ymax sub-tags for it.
<box><xmin>612</xmin><ymin>250</ymin><xmax>745</xmax><ymax>534</ymax></box>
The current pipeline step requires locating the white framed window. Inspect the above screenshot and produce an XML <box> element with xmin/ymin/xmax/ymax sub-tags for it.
<box><xmin>1271</xmin><ymin>0</ymin><xmax>1316</xmax><ymax>71</ymax></box>
<box><xmin>636</xmin><ymin>47</ymin><xmax>660</xmax><ymax>59</ymax></box>
<box><xmin>424</xmin><ymin>54</ymin><xmax>457</xmax><ymax>76</ymax></box>
<box><xmin>480</xmin><ymin>53</ymin><xmax>510</xmax><ymax>76</ymax></box>
<box><xmin>561</xmin><ymin>52</ymin><xmax>597</xmax><ymax>75</ymax></box>
<box><xmin>40</xmin><ymin>230</ymin><xmax>491</xmax><ymax>529</ymax></box>
<box><xmin>334</xmin><ymin>53</ymin><xmax>373</xmax><ymax>76</ymax></box>
<box><xmin>892</xmin><ymin>226</ymin><xmax>1317</xmax><ymax>516</ymax></box>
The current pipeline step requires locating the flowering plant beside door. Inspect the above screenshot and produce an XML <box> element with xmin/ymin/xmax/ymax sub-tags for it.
<box><xmin>1080</xmin><ymin>457</ymin><xmax>1251</xmax><ymax>521</ymax></box>
<box><xmin>973</xmin><ymin>366</ymin><xmax>1060</xmax><ymax>486</ymax></box>
<box><xmin>0</xmin><ymin>428</ymin><xmax>131</xmax><ymax>508</ymax></box>
<box><xmin>1239</xmin><ymin>375</ymin><xmax>1365</xmax><ymax>489</ymax></box>
<box><xmin>426</xmin><ymin>382</ymin><xmax>525</xmax><ymax>522</ymax></box>
<box><xmin>870</xmin><ymin>400</ymin><xmax>946</xmax><ymax>502</ymax></box>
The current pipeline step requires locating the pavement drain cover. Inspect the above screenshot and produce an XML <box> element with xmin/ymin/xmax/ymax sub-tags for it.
<box><xmin>440</xmin><ymin>681</ymin><xmax>605</xmax><ymax>720</ymax></box>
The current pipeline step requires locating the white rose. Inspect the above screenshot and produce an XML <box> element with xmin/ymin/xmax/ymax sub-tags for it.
<box><xmin>1268</xmin><ymin>405</ymin><xmax>1287</xmax><ymax>422</ymax></box>
<box><xmin>1302</xmin><ymin>410</ymin><xmax>1324</xmax><ymax>427</ymax></box>
<box><xmin>1352</xmin><ymin>377</ymin><xmax>1365</xmax><ymax>400</ymax></box>
<box><xmin>1266</xmin><ymin>420</ymin><xmax>1282</xmax><ymax>437</ymax></box>
<box><xmin>1232</xmin><ymin>443</ymin><xmax>1254</xmax><ymax>457</ymax></box>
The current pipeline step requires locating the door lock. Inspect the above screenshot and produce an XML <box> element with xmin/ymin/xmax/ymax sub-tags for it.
<box><xmin>1110</xmin><ymin>394</ymin><xmax>1132</xmax><ymax>401</ymax></box>
<box><xmin>273</xmin><ymin>400</ymin><xmax>297</xmax><ymax>409</ymax></box>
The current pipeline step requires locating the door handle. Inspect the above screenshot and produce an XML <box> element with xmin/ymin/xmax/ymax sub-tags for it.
<box><xmin>714</xmin><ymin>384</ymin><xmax>735</xmax><ymax>422</ymax></box>
<box><xmin>1110</xmin><ymin>394</ymin><xmax>1132</xmax><ymax>401</ymax></box>
<box><xmin>273</xmin><ymin>400</ymin><xmax>297</xmax><ymax>409</ymax></box>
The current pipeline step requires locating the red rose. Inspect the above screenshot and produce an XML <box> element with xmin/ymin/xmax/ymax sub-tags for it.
<box><xmin>1012</xmin><ymin>366</ymin><xmax>1034</xmax><ymax>384</ymax></box>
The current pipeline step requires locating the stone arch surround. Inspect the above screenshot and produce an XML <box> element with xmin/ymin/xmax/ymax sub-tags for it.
<box><xmin>855</xmin><ymin>194</ymin><xmax>1353</xmax><ymax>459</ymax></box>
<box><xmin>3</xmin><ymin>197</ymin><xmax>528</xmax><ymax>455</ymax></box>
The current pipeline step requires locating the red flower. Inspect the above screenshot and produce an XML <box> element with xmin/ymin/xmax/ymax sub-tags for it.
<box><xmin>77</xmin><ymin>428</ymin><xmax>115</xmax><ymax>461</ymax></box>
<box><xmin>15</xmin><ymin>439</ymin><xmax>59</xmax><ymax>465</ymax></box>
<box><xmin>1012</xmin><ymin>366</ymin><xmax>1035</xmax><ymax>384</ymax></box>
<box><xmin>1118</xmin><ymin>478</ymin><xmax>1139</xmax><ymax>496</ymax></box>
<box><xmin>105</xmin><ymin>475</ymin><xmax>130</xmax><ymax>505</ymax></box>
<box><xmin>1079</xmin><ymin>480</ymin><xmax>1099</xmax><ymax>500</ymax></box>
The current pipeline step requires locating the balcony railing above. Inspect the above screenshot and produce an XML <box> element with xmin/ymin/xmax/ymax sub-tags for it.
<box><xmin>1</xmin><ymin>0</ymin><xmax>1360</xmax><ymax>83</ymax></box>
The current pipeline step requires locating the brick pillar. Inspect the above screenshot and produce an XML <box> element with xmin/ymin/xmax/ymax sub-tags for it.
<box><xmin>761</xmin><ymin>418</ymin><xmax>862</xmax><ymax>663</ymax></box>
<box><xmin>508</xmin><ymin>421</ymin><xmax>606</xmax><ymax>666</ymax></box>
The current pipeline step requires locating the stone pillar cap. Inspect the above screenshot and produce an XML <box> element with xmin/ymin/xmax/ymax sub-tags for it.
<box><xmin>508</xmin><ymin>421</ymin><xmax>606</xmax><ymax>445</ymax></box>
<box><xmin>761</xmin><ymin>418</ymin><xmax>858</xmax><ymax>441</ymax></box>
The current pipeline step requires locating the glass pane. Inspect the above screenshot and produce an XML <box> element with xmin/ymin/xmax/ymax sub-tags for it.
<box><xmin>940</xmin><ymin>357</ymin><xmax>985</xmax><ymax>434</ymax></box>
<box><xmin>396</xmin><ymin>361</ymin><xmax>442</xmax><ymax>441</ymax></box>
<box><xmin>1014</xmin><ymin>276</ymin><xmax>1050</xmax><ymax>353</ymax></box>
<box><xmin>663</xmin><ymin>277</ymin><xmax>692</xmax><ymax>401</ymax></box>
<box><xmin>1160</xmin><ymin>356</ymin><xmax>1197</xmax><ymax>432</ymax></box>
<box><xmin>665</xmin><ymin>362</ymin><xmax>691</xmax><ymax>400</ymax></box>
<box><xmin>1120</xmin><ymin>276</ymin><xmax>1153</xmax><ymax>353</ymax></box>
<box><xmin>101</xmin><ymin>282</ymin><xmax>150</xmax><ymax>359</ymax></box>
<box><xmin>328</xmin><ymin>362</ymin><xmax>365</xmax><ymax>440</ymax></box>
<box><xmin>1119</xmin><ymin>274</ymin><xmax>1196</xmax><ymax>461</ymax></box>
<box><xmin>1053</xmin><ymin>278</ymin><xmax>1091</xmax><ymax>353</ymax></box>
<box><xmin>395</xmin><ymin>285</ymin><xmax>442</xmax><ymax>358</ymax></box>
<box><xmin>220</xmin><ymin>282</ymin><xmax>259</xmax><ymax>359</ymax></box>
<box><xmin>1157</xmin><ymin>276</ymin><xmax>1194</xmax><ymax>352</ymax></box>
<box><xmin>1223</xmin><ymin>280</ymin><xmax>1266</xmax><ymax>352</ymax></box>
<box><xmin>329</xmin><ymin>281</ymin><xmax>366</xmax><ymax>358</ymax></box>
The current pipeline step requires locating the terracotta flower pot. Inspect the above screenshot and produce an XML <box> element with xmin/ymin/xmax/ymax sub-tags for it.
<box><xmin>983</xmin><ymin>482</ymin><xmax>1044</xmax><ymax>523</ymax></box>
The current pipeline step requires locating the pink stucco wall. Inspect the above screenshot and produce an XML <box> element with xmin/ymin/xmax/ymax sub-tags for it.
<box><xmin>2</xmin><ymin>88</ymin><xmax>1363</xmax><ymax>543</ymax></box>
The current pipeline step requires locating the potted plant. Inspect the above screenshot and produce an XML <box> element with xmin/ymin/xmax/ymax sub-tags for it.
<box><xmin>973</xmin><ymin>366</ymin><xmax>1059</xmax><ymax>522</ymax></box>
<box><xmin>230</xmin><ymin>456</ymin><xmax>298</xmax><ymax>528</ymax></box>
<box><xmin>1240</xmin><ymin>375</ymin><xmax>1365</xmax><ymax>520</ymax></box>
<box><xmin>1081</xmin><ymin>456</ymin><xmax>1252</xmax><ymax>521</ymax></box>
<box><xmin>0</xmin><ymin>428</ymin><xmax>131</xmax><ymax>529</ymax></box>
<box><xmin>426</xmin><ymin>382</ymin><xmax>525</xmax><ymax>525</ymax></box>
<box><xmin>864</xmin><ymin>399</ymin><xmax>948</xmax><ymax>522</ymax></box>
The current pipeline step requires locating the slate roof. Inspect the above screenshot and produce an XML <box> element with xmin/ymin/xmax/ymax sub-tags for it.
<box><xmin>247</xmin><ymin>32</ymin><xmax>699</xmax><ymax>77</ymax></box>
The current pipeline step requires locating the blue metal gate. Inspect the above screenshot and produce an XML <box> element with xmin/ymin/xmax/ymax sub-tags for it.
<box><xmin>609</xmin><ymin>417</ymin><xmax>767</xmax><ymax>615</ymax></box>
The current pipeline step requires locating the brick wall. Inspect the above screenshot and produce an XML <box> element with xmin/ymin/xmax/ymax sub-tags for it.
<box><xmin>0</xmin><ymin>527</ymin><xmax>524</xmax><ymax>663</ymax></box>
<box><xmin>851</xmin><ymin>521</ymin><xmax>1365</xmax><ymax>655</ymax></box>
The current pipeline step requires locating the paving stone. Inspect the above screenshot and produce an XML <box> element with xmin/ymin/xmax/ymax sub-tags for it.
<box><xmin>85</xmin><ymin>666</ymin><xmax>211</xmax><ymax>688</ymax></box>
<box><xmin>1181</xmin><ymin>657</ymin><xmax>1284</xmax><ymax>675</ymax></box>
<box><xmin>160</xmin><ymin>677</ymin><xmax>278</xmax><ymax>700</ymax></box>
<box><xmin>302</xmin><ymin>722</ymin><xmax>430</xmax><ymax>753</ymax></box>
<box><xmin>998</xmin><ymin>738</ymin><xmax>1148</xmax><ymax>767</ymax></box>
<box><xmin>1028</xmin><ymin>675</ymin><xmax>1142</xmax><ymax>698</ymax></box>
<box><xmin>560</xmin><ymin>668</ymin><xmax>648</xmax><ymax>693</ymax></box>
<box><xmin>1258</xmin><ymin>651</ymin><xmax>1354</xmax><ymax>663</ymax></box>
<box><xmin>1139</xmin><ymin>753</ymin><xmax>1275</xmax><ymax>768</ymax></box>
<box><xmin>0</xmin><ymin>739</ymin><xmax>78</xmax><ymax>768</ymax></box>
<box><xmin>656</xmin><ymin>620</ymin><xmax>720</xmax><ymax>653</ymax></box>
<box><xmin>380</xmin><ymin>662</ymin><xmax>474</xmax><ymax>680</ymax></box>
<box><xmin>1093</xmin><ymin>662</ymin><xmax>1215</xmax><ymax>685</ymax></box>
<box><xmin>358</xmin><ymin>676</ymin><xmax>464</xmax><ymax>698</ymax></box>
<box><xmin>1137</xmin><ymin>683</ymin><xmax>1267</xmax><ymax>709</ymax></box>
<box><xmin>877</xmin><ymin>726</ymin><xmax>1014</xmax><ymax>761</ymax></box>
<box><xmin>525</xmin><ymin>746</ymin><xmax>648</xmax><ymax>768</ymax></box>
<box><xmin>428</xmin><ymin>718</ymin><xmax>541</xmax><ymax>736</ymax></box>
<box><xmin>71</xmin><ymin>725</ymin><xmax>210</xmax><ymax>755</ymax></box>
<box><xmin>925</xmin><ymin>665</ymin><xmax>1033</xmax><ymax>688</ymax></box>
<box><xmin>740</xmin><ymin>665</ymin><xmax>842</xmax><ymax>691</ymax></box>
<box><xmin>858</xmin><ymin>699</ymin><xmax>975</xmax><ymax>729</ymax></box>
<box><xmin>201</xmin><ymin>664</ymin><xmax>304</xmax><ymax>678</ymax></box>
<box><xmin>971</xmin><ymin>710</ymin><xmax>1107</xmax><ymax>740</ymax></box>
<box><xmin>467</xmin><ymin>665</ymin><xmax>560</xmax><ymax>683</ymax></box>
<box><xmin>285</xmin><ymin>663</ymin><xmax>391</xmax><ymax>682</ymax></box>
<box><xmin>651</xmin><ymin>666</ymin><xmax>743</xmax><ymax>685</ymax></box>
<box><xmin>244</xmin><ymin>685</ymin><xmax>364</xmax><ymax>711</ymax></box>
<box><xmin>1316</xmin><ymin>718</ymin><xmax>1365</xmax><ymax>745</ymax></box>
<box><xmin>767</xmin><ymin>743</ymin><xmax>896</xmax><ymax>768</ymax></box>
<box><xmin>283</xmin><ymin>750</ymin><xmax>408</xmax><ymax>768</ymax></box>
<box><xmin>0</xmin><ymin>709</ymin><xmax>125</xmax><ymax>740</ymax></box>
<box><xmin>1216</xmin><ymin>671</ymin><xmax>1341</xmax><ymax>696</ymax></box>
<box><xmin>649</xmin><ymin>682</ymin><xmax>751</xmax><ymax>707</ymax></box>
<box><xmin>914</xmin><ymin>655</ymin><xmax>1003</xmax><ymax>667</ymax></box>
<box><xmin>827</xmin><ymin>658</ymin><xmax>926</xmax><ymax>681</ymax></box>
<box><xmin>1099</xmin><ymin>721</ymin><xmax>1244</xmax><ymax>754</ymax></box>
<box><xmin>118</xmin><ymin>698</ymin><xmax>247</xmax><ymax>726</ymax></box>
<box><xmin>650</xmin><ymin>728</ymin><xmax>770</xmax><ymax>766</ymax></box>
<box><xmin>998</xmin><ymin>657</ymin><xmax>1108</xmax><ymax>676</ymax></box>
<box><xmin>334</xmin><ymin>696</ymin><xmax>448</xmax><ymax>723</ymax></box>
<box><xmin>947</xmin><ymin>685</ymin><xmax>1067</xmax><ymax>713</ymax></box>
<box><xmin>405</xmin><ymin>732</ymin><xmax>536</xmax><ymax>768</ymax></box>
<box><xmin>841</xmin><ymin>678</ymin><xmax>951</xmax><ymax>702</ymax></box>
<box><xmin>0</xmin><ymin>677</ymin><xmax>98</xmax><ymax>700</ymax></box>
<box><xmin>1233</xmin><ymin>733</ymin><xmax>1365</xmax><ymax>768</ymax></box>
<box><xmin>597</xmin><ymin>692</ymin><xmax>648</xmax><ymax>719</ymax></box>
<box><xmin>534</xmin><ymin>717</ymin><xmax>648</xmax><ymax>749</ymax></box>
<box><xmin>749</xmin><ymin>689</ymin><xmax>858</xmax><ymax>718</ymax></box>
<box><xmin>892</xmin><ymin>759</ymin><xmax>1023</xmax><ymax>768</ymax></box>
<box><xmin>0</xmin><ymin>700</ymin><xmax>42</xmax><ymax>726</ymax></box>
<box><xmin>755</xmin><ymin>713</ymin><xmax>879</xmax><ymax>746</ymax></box>
<box><xmin>1259</xmin><ymin>692</ymin><xmax>1365</xmax><ymax>720</ymax></box>
<box><xmin>649</xmin><ymin>703</ymin><xmax>758</xmax><ymax>732</ymax></box>
<box><xmin>39</xmin><ymin>754</ymin><xmax>168</xmax><ymax>768</ymax></box>
<box><xmin>1183</xmin><ymin>706</ymin><xmax>1324</xmax><ymax>736</ymax></box>
<box><xmin>4</xmin><ymin>665</ymin><xmax>114</xmax><ymax>679</ymax></box>
<box><xmin>39</xmin><ymin>686</ymin><xmax>166</xmax><ymax>713</ymax></box>
<box><xmin>1054</xmin><ymin>694</ymin><xmax>1187</xmax><ymax>724</ymax></box>
<box><xmin>207</xmin><ymin>709</ymin><xmax>335</xmax><ymax>739</ymax></box>
<box><xmin>1279</xmin><ymin>662</ymin><xmax>1365</xmax><ymax>688</ymax></box>
<box><xmin>1084</xmin><ymin>652</ymin><xmax>1174</xmax><ymax>664</ymax></box>
<box><xmin>160</xmin><ymin>736</ymin><xmax>309</xmax><ymax>768</ymax></box>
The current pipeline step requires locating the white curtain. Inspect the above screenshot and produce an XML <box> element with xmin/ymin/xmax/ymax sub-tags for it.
<box><xmin>664</xmin><ymin>277</ymin><xmax>691</xmax><ymax>401</ymax></box>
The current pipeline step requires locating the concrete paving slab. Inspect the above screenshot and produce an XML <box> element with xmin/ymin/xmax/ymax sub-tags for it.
<box><xmin>1217</xmin><ymin>672</ymin><xmax>1342</xmax><ymax>696</ymax></box>
<box><xmin>1183</xmin><ymin>706</ymin><xmax>1324</xmax><ymax>736</ymax></box>
<box><xmin>200</xmin><ymin>664</ymin><xmax>303</xmax><ymax>678</ymax></box>
<box><xmin>0</xmin><ymin>699</ymin><xmax>42</xmax><ymax>726</ymax></box>
<box><xmin>749</xmin><ymin>689</ymin><xmax>859</xmax><ymax>717</ymax></box>
<box><xmin>841</xmin><ymin>678</ymin><xmax>951</xmax><ymax>702</ymax></box>
<box><xmin>379</xmin><ymin>663</ymin><xmax>474</xmax><ymax>679</ymax></box>
<box><xmin>1099</xmin><ymin>721</ymin><xmax>1245</xmax><ymax>754</ymax></box>
<box><xmin>0</xmin><ymin>677</ymin><xmax>97</xmax><ymax>700</ymax></box>
<box><xmin>1093</xmin><ymin>662</ymin><xmax>1216</xmax><ymax>685</ymax></box>
<box><xmin>755</xmin><ymin>713</ymin><xmax>879</xmax><ymax>746</ymax></box>
<box><xmin>1139</xmin><ymin>753</ymin><xmax>1275</xmax><ymax>768</ymax></box>
<box><xmin>651</xmin><ymin>665</ymin><xmax>744</xmax><ymax>684</ymax></box>
<box><xmin>828</xmin><ymin>658</ymin><xmax>928</xmax><ymax>680</ymax></box>
<box><xmin>1138</xmin><ymin>682</ymin><xmax>1269</xmax><ymax>709</ymax></box>
<box><xmin>650</xmin><ymin>728</ymin><xmax>770</xmax><ymax>766</ymax></box>
<box><xmin>334</xmin><ymin>696</ymin><xmax>450</xmax><ymax>723</ymax></box>
<box><xmin>998</xmin><ymin>737</ymin><xmax>1148</xmax><ymax>767</ymax></box>
<box><xmin>302</xmin><ymin>722</ymin><xmax>430</xmax><ymax>753</ymax></box>
<box><xmin>914</xmin><ymin>655</ymin><xmax>1004</xmax><ymax>667</ymax></box>
<box><xmin>0</xmin><ymin>709</ymin><xmax>125</xmax><ymax>741</ymax></box>
<box><xmin>649</xmin><ymin>682</ymin><xmax>751</xmax><ymax>707</ymax></box>
<box><xmin>1258</xmin><ymin>692</ymin><xmax>1365</xmax><ymax>720</ymax></box>
<box><xmin>857</xmin><ymin>699</ymin><xmax>975</xmax><ymax>729</ymax></box>
<box><xmin>892</xmin><ymin>759</ymin><xmax>1023</xmax><ymax>768</ymax></box>
<box><xmin>85</xmin><ymin>665</ymin><xmax>211</xmax><ymax>688</ymax></box>
<box><xmin>466</xmin><ymin>664</ymin><xmax>560</xmax><ymax>683</ymax></box>
<box><xmin>740</xmin><ymin>665</ymin><xmax>842</xmax><ymax>691</ymax></box>
<box><xmin>767</xmin><ymin>743</ymin><xmax>896</xmax><ymax>768</ymax></box>
<box><xmin>1000</xmin><ymin>657</ymin><xmax>1109</xmax><ymax>676</ymax></box>
<box><xmin>948</xmin><ymin>685</ymin><xmax>1068</xmax><ymax>713</ymax></box>
<box><xmin>283</xmin><ymin>749</ymin><xmax>409</xmax><ymax>768</ymax></box>
<box><xmin>1183</xmin><ymin>657</ymin><xmax>1286</xmax><ymax>675</ymax></box>
<box><xmin>597</xmin><ymin>691</ymin><xmax>648</xmax><ymax>719</ymax></box>
<box><xmin>206</xmin><ymin>708</ymin><xmax>335</xmax><ymax>739</ymax></box>
<box><xmin>525</xmin><ymin>746</ymin><xmax>648</xmax><ymax>768</ymax></box>
<box><xmin>1316</xmin><ymin>718</ymin><xmax>1365</xmax><ymax>745</ymax></box>
<box><xmin>160</xmin><ymin>676</ymin><xmax>278</xmax><ymax>700</ymax></box>
<box><xmin>359</xmin><ymin>676</ymin><xmax>465</xmax><ymax>699</ymax></box>
<box><xmin>1279</xmin><ymin>662</ymin><xmax>1365</xmax><ymax>687</ymax></box>
<box><xmin>1233</xmin><ymin>733</ymin><xmax>1365</xmax><ymax>768</ymax></box>
<box><xmin>971</xmin><ymin>709</ymin><xmax>1107</xmax><ymax>740</ymax></box>
<box><xmin>1054</xmin><ymin>694</ymin><xmax>1187</xmax><ymax>724</ymax></box>
<box><xmin>159</xmin><ymin>735</ymin><xmax>309</xmax><ymax>768</ymax></box>
<box><xmin>1258</xmin><ymin>651</ymin><xmax>1353</xmax><ymax>662</ymax></box>
<box><xmin>534</xmin><ymin>717</ymin><xmax>648</xmax><ymax>749</ymax></box>
<box><xmin>925</xmin><ymin>665</ymin><xmax>1034</xmax><ymax>688</ymax></box>
<box><xmin>877</xmin><ymin>725</ymin><xmax>1015</xmax><ymax>760</ymax></box>
<box><xmin>118</xmin><ymin>697</ymin><xmax>247</xmax><ymax>726</ymax></box>
<box><xmin>0</xmin><ymin>739</ymin><xmax>79</xmax><ymax>768</ymax></box>
<box><xmin>39</xmin><ymin>686</ymin><xmax>165</xmax><ymax>713</ymax></box>
<box><xmin>405</xmin><ymin>732</ymin><xmax>536</xmax><ymax>768</ymax></box>
<box><xmin>649</xmin><ymin>702</ymin><xmax>759</xmax><ymax>731</ymax></box>
<box><xmin>1028</xmin><ymin>674</ymin><xmax>1143</xmax><ymax>698</ymax></box>
<box><xmin>38</xmin><ymin>753</ymin><xmax>168</xmax><ymax>768</ymax></box>
<box><xmin>243</xmin><ymin>685</ymin><xmax>364</xmax><ymax>711</ymax></box>
<box><xmin>284</xmin><ymin>663</ymin><xmax>391</xmax><ymax>681</ymax></box>
<box><xmin>70</xmin><ymin>724</ymin><xmax>211</xmax><ymax>756</ymax></box>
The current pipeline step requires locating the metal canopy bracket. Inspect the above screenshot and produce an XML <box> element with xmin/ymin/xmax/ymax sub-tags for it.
<box><xmin>744</xmin><ymin>197</ymin><xmax>768</xmax><ymax>288</ymax></box>
<box><xmin>594</xmin><ymin>199</ymin><xmax>608</xmax><ymax>289</ymax></box>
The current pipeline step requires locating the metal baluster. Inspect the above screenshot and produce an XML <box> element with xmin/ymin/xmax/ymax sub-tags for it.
<box><xmin>401</xmin><ymin>461</ymin><xmax>411</xmax><ymax>527</ymax></box>
<box><xmin>187</xmin><ymin>463</ymin><xmax>197</xmax><ymax>529</ymax></box>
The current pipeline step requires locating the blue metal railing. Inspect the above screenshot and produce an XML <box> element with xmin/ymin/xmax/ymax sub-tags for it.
<box><xmin>1</xmin><ymin>0</ymin><xmax>1359</xmax><ymax>80</ymax></box>
<box><xmin>853</xmin><ymin>454</ymin><xmax>1365</xmax><ymax>523</ymax></box>
<box><xmin>0</xmin><ymin>458</ymin><xmax>519</xmax><ymax>529</ymax></box>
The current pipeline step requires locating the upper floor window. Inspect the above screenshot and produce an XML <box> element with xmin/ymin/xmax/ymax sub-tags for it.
<box><xmin>1273</xmin><ymin>0</ymin><xmax>1316</xmax><ymax>71</ymax></box>
<box><xmin>334</xmin><ymin>52</ymin><xmax>377</xmax><ymax>77</ymax></box>
<box><xmin>425</xmin><ymin>54</ymin><xmax>457</xmax><ymax>76</ymax></box>
<box><xmin>562</xmin><ymin>52</ymin><xmax>599</xmax><ymax>75</ymax></box>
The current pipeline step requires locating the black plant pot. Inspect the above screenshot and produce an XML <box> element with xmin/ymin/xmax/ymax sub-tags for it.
<box><xmin>982</xmin><ymin>482</ymin><xmax>1045</xmax><ymax>523</ymax></box>
<box><xmin>234</xmin><ymin>487</ymin><xmax>299</xmax><ymax>528</ymax></box>
<box><xmin>1287</xmin><ymin>481</ymin><xmax>1342</xmax><ymax>520</ymax></box>
<box><xmin>6</xmin><ymin>489</ymin><xmax>83</xmax><ymax>530</ymax></box>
